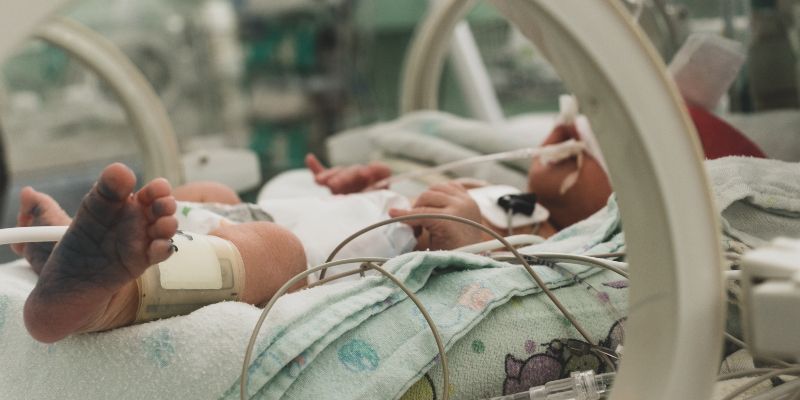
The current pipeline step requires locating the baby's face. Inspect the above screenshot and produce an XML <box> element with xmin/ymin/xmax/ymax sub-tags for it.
<box><xmin>528</xmin><ymin>125</ymin><xmax>612</xmax><ymax>226</ymax></box>
<box><xmin>527</xmin><ymin>125</ymin><xmax>582</xmax><ymax>199</ymax></box>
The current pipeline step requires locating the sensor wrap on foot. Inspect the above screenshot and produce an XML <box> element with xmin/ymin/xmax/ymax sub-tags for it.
<box><xmin>135</xmin><ymin>231</ymin><xmax>245</xmax><ymax>322</ymax></box>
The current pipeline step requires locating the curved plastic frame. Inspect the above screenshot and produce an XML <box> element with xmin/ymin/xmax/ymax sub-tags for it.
<box><xmin>403</xmin><ymin>1</ymin><xmax>725</xmax><ymax>399</ymax></box>
<box><xmin>0</xmin><ymin>6</ymin><xmax>184</xmax><ymax>184</ymax></box>
<box><xmin>35</xmin><ymin>17</ymin><xmax>185</xmax><ymax>184</ymax></box>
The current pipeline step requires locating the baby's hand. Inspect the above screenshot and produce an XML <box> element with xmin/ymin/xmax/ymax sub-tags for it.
<box><xmin>305</xmin><ymin>154</ymin><xmax>392</xmax><ymax>194</ymax></box>
<box><xmin>389</xmin><ymin>181</ymin><xmax>483</xmax><ymax>250</ymax></box>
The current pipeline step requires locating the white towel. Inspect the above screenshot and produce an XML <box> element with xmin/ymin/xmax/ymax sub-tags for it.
<box><xmin>706</xmin><ymin>157</ymin><xmax>800</xmax><ymax>248</ymax></box>
<box><xmin>0</xmin><ymin>258</ymin><xmax>360</xmax><ymax>400</ymax></box>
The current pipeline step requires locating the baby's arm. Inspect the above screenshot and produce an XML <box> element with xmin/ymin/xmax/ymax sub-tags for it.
<box><xmin>305</xmin><ymin>154</ymin><xmax>392</xmax><ymax>194</ymax></box>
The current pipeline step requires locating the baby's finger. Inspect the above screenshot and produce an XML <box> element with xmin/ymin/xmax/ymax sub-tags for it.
<box><xmin>329</xmin><ymin>167</ymin><xmax>367</xmax><ymax>194</ymax></box>
<box><xmin>389</xmin><ymin>206</ymin><xmax>449</xmax><ymax>222</ymax></box>
<box><xmin>365</xmin><ymin>162</ymin><xmax>392</xmax><ymax>182</ymax></box>
<box><xmin>388</xmin><ymin>208</ymin><xmax>424</xmax><ymax>237</ymax></box>
<box><xmin>452</xmin><ymin>178</ymin><xmax>488</xmax><ymax>190</ymax></box>
<box><xmin>413</xmin><ymin>190</ymin><xmax>452</xmax><ymax>208</ymax></box>
<box><xmin>315</xmin><ymin>166</ymin><xmax>343</xmax><ymax>184</ymax></box>
<box><xmin>429</xmin><ymin>181</ymin><xmax>467</xmax><ymax>195</ymax></box>
<box><xmin>305</xmin><ymin>154</ymin><xmax>326</xmax><ymax>174</ymax></box>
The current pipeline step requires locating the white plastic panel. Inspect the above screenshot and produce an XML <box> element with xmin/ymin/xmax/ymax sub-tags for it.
<box><xmin>403</xmin><ymin>0</ymin><xmax>726</xmax><ymax>398</ymax></box>
<box><xmin>490</xmin><ymin>1</ymin><xmax>724</xmax><ymax>399</ymax></box>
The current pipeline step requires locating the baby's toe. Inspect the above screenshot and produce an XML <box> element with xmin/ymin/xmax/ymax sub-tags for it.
<box><xmin>137</xmin><ymin>178</ymin><xmax>172</xmax><ymax>206</ymax></box>
<box><xmin>146</xmin><ymin>196</ymin><xmax>177</xmax><ymax>222</ymax></box>
<box><xmin>96</xmin><ymin>163</ymin><xmax>137</xmax><ymax>201</ymax></box>
<box><xmin>147</xmin><ymin>239</ymin><xmax>176</xmax><ymax>265</ymax></box>
<box><xmin>147</xmin><ymin>216</ymin><xmax>178</xmax><ymax>240</ymax></box>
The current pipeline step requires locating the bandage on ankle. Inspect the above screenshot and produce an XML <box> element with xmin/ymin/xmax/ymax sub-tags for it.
<box><xmin>134</xmin><ymin>231</ymin><xmax>245</xmax><ymax>322</ymax></box>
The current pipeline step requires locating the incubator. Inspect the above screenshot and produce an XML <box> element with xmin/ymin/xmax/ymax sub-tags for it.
<box><xmin>0</xmin><ymin>1</ymin><xmax>798</xmax><ymax>400</ymax></box>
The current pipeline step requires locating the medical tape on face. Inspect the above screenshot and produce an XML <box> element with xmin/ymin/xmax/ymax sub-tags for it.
<box><xmin>135</xmin><ymin>231</ymin><xmax>245</xmax><ymax>322</ymax></box>
<box><xmin>558</xmin><ymin>94</ymin><xmax>608</xmax><ymax>172</ymax></box>
<box><xmin>537</xmin><ymin>139</ymin><xmax>587</xmax><ymax>195</ymax></box>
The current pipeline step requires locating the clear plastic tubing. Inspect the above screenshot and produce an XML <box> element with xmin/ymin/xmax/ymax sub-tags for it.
<box><xmin>0</xmin><ymin>226</ymin><xmax>67</xmax><ymax>246</ymax></box>
<box><xmin>487</xmin><ymin>371</ymin><xmax>615</xmax><ymax>400</ymax></box>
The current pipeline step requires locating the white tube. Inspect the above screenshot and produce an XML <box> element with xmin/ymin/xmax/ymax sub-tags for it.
<box><xmin>724</xmin><ymin>270</ymin><xmax>741</xmax><ymax>281</ymax></box>
<box><xmin>0</xmin><ymin>226</ymin><xmax>67</xmax><ymax>246</ymax></box>
<box><xmin>525</xmin><ymin>252</ymin><xmax>629</xmax><ymax>273</ymax></box>
<box><xmin>377</xmin><ymin>139</ymin><xmax>586</xmax><ymax>187</ymax></box>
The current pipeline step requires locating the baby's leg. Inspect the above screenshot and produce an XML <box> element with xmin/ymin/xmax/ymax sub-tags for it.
<box><xmin>21</xmin><ymin>169</ymin><xmax>303</xmax><ymax>342</ymax></box>
<box><xmin>24</xmin><ymin>163</ymin><xmax>179</xmax><ymax>343</ymax></box>
<box><xmin>173</xmin><ymin>181</ymin><xmax>241</xmax><ymax>205</ymax></box>
<box><xmin>208</xmin><ymin>222</ymin><xmax>307</xmax><ymax>304</ymax></box>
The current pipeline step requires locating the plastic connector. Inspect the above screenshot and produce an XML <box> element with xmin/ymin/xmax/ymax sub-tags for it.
<box><xmin>486</xmin><ymin>371</ymin><xmax>614</xmax><ymax>400</ymax></box>
<box><xmin>741</xmin><ymin>238</ymin><xmax>800</xmax><ymax>363</ymax></box>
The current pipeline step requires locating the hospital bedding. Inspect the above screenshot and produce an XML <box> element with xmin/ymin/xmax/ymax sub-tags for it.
<box><xmin>0</xmin><ymin>156</ymin><xmax>797</xmax><ymax>399</ymax></box>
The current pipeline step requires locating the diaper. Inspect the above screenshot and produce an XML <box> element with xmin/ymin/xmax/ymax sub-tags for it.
<box><xmin>259</xmin><ymin>190</ymin><xmax>417</xmax><ymax>282</ymax></box>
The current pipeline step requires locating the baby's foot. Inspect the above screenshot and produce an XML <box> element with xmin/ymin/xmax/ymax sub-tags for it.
<box><xmin>23</xmin><ymin>163</ymin><xmax>178</xmax><ymax>343</ymax></box>
<box><xmin>12</xmin><ymin>187</ymin><xmax>72</xmax><ymax>274</ymax></box>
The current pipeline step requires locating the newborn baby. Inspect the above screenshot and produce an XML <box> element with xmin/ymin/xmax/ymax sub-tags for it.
<box><xmin>15</xmin><ymin>163</ymin><xmax>494</xmax><ymax>343</ymax></box>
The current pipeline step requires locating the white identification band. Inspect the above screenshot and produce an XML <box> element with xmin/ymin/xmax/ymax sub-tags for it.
<box><xmin>135</xmin><ymin>231</ymin><xmax>245</xmax><ymax>322</ymax></box>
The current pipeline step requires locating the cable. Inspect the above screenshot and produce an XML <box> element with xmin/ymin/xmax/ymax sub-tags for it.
<box><xmin>487</xmin><ymin>371</ymin><xmax>615</xmax><ymax>400</ymax></box>
<box><xmin>362</xmin><ymin>261</ymin><xmax>449</xmax><ymax>398</ymax></box>
<box><xmin>493</xmin><ymin>252</ymin><xmax>629</xmax><ymax>279</ymax></box>
<box><xmin>726</xmin><ymin>270</ymin><xmax>742</xmax><ymax>281</ymax></box>
<box><xmin>372</xmin><ymin>140</ymin><xmax>586</xmax><ymax>188</ymax></box>
<box><xmin>306</xmin><ymin>266</ymin><xmax>370</xmax><ymax>289</ymax></box>
<box><xmin>239</xmin><ymin>257</ymin><xmax>449</xmax><ymax>400</ymax></box>
<box><xmin>506</xmin><ymin>209</ymin><xmax>513</xmax><ymax>237</ymax></box>
<box><xmin>323</xmin><ymin>213</ymin><xmax>599</xmax><ymax>349</ymax></box>
<box><xmin>0</xmin><ymin>226</ymin><xmax>67</xmax><ymax>245</ymax></box>
<box><xmin>241</xmin><ymin>258</ymin><xmax>383</xmax><ymax>397</ymax></box>
<box><xmin>453</xmin><ymin>234</ymin><xmax>545</xmax><ymax>254</ymax></box>
<box><xmin>723</xmin><ymin>332</ymin><xmax>748</xmax><ymax>351</ymax></box>
<box><xmin>720</xmin><ymin>367</ymin><xmax>800</xmax><ymax>400</ymax></box>
<box><xmin>586</xmin><ymin>252</ymin><xmax>626</xmax><ymax>259</ymax></box>
<box><xmin>542</xmin><ymin>261</ymin><xmax>624</xmax><ymax>372</ymax></box>
<box><xmin>719</xmin><ymin>369</ymin><xmax>779</xmax><ymax>382</ymax></box>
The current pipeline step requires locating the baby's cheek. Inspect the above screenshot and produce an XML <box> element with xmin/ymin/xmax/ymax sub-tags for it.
<box><xmin>528</xmin><ymin>159</ymin><xmax>576</xmax><ymax>199</ymax></box>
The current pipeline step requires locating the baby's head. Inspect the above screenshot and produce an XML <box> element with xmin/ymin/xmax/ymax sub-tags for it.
<box><xmin>528</xmin><ymin>124</ymin><xmax>612</xmax><ymax>229</ymax></box>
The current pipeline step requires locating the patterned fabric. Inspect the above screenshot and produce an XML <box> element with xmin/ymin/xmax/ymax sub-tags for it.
<box><xmin>399</xmin><ymin>269</ymin><xmax>627</xmax><ymax>400</ymax></box>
